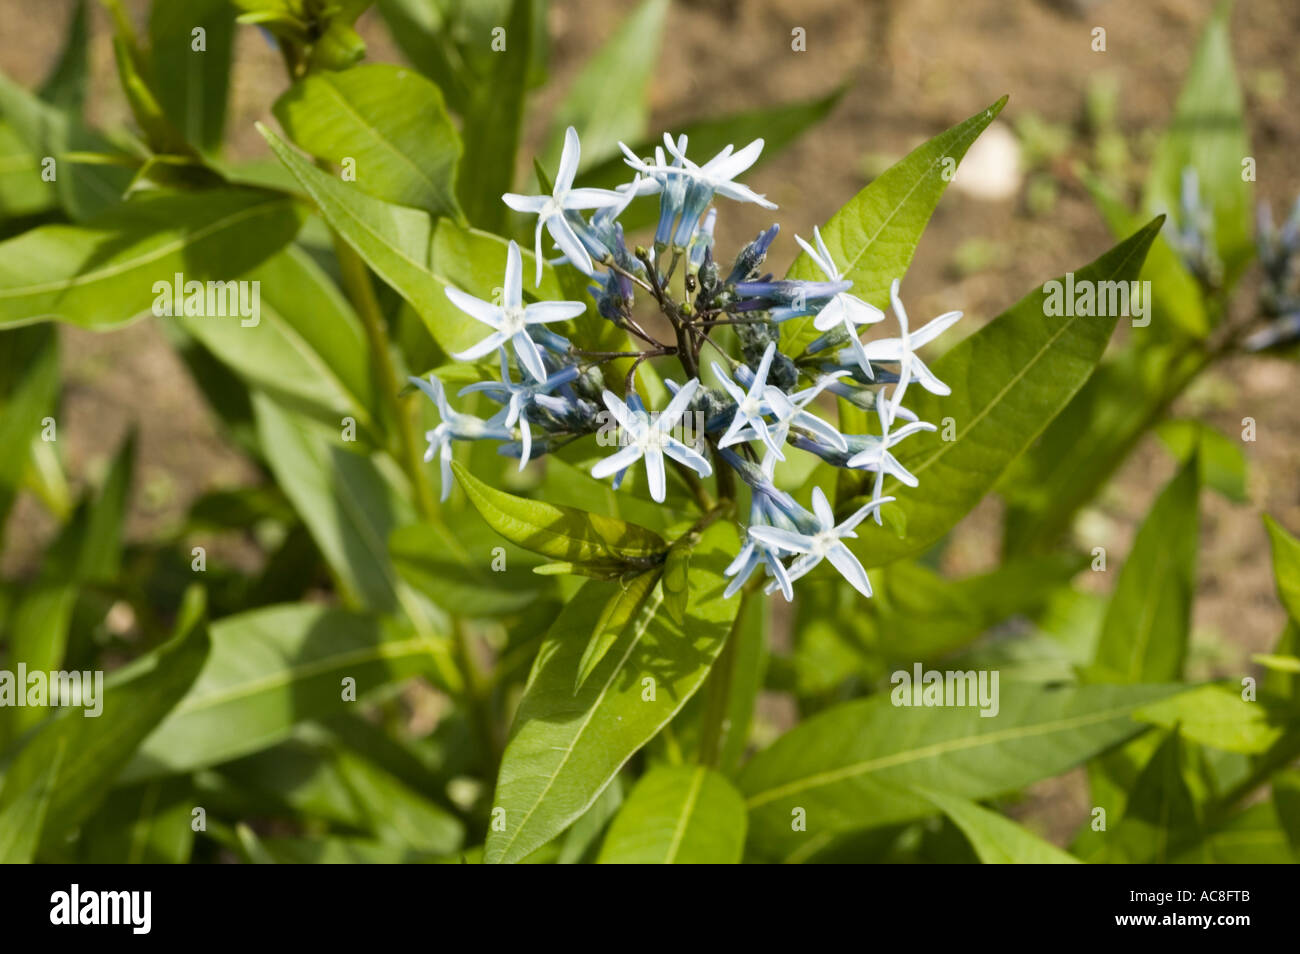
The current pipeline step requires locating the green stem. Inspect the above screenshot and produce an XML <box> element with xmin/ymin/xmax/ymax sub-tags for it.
<box><xmin>454</xmin><ymin>618</ymin><xmax>501</xmax><ymax>774</ymax></box>
<box><xmin>330</xmin><ymin>230</ymin><xmax>438</xmax><ymax>522</ymax></box>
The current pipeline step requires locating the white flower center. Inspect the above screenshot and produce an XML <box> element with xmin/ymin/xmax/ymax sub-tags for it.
<box><xmin>638</xmin><ymin>426</ymin><xmax>668</xmax><ymax>451</ymax></box>
<box><xmin>809</xmin><ymin>530</ymin><xmax>837</xmax><ymax>558</ymax></box>
<box><xmin>500</xmin><ymin>305</ymin><xmax>527</xmax><ymax>335</ymax></box>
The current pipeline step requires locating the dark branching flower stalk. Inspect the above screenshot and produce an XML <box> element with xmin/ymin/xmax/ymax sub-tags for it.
<box><xmin>412</xmin><ymin>126</ymin><xmax>963</xmax><ymax>602</ymax></box>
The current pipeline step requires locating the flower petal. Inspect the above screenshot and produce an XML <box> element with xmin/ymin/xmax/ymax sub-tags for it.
<box><xmin>525</xmin><ymin>300</ymin><xmax>586</xmax><ymax>324</ymax></box>
<box><xmin>444</xmin><ymin>287</ymin><xmax>502</xmax><ymax>328</ymax></box>
<box><xmin>502</xmin><ymin>192</ymin><xmax>548</xmax><ymax>213</ymax></box>
<box><xmin>451</xmin><ymin>331</ymin><xmax>508</xmax><ymax>363</ymax></box>
<box><xmin>591</xmin><ymin>442</ymin><xmax>643</xmax><ymax>480</ymax></box>
<box><xmin>511</xmin><ymin>330</ymin><xmax>547</xmax><ymax>381</ymax></box>
<box><xmin>811</xmin><ymin>485</ymin><xmax>835</xmax><ymax>528</ymax></box>
<box><xmin>663</xmin><ymin>437</ymin><xmax>713</xmax><ymax>477</ymax></box>
<box><xmin>827</xmin><ymin>542</ymin><xmax>872</xmax><ymax>598</ymax></box>
<box><xmin>749</xmin><ymin>525</ymin><xmax>812</xmax><ymax>554</ymax></box>
<box><xmin>503</xmin><ymin>241</ymin><xmax>523</xmax><ymax>310</ymax></box>
<box><xmin>547</xmin><ymin>216</ymin><xmax>594</xmax><ymax>276</ymax></box>
<box><xmin>659</xmin><ymin>376</ymin><xmax>699</xmax><ymax>429</ymax></box>
<box><xmin>556</xmin><ymin>126</ymin><xmax>581</xmax><ymax>194</ymax></box>
<box><xmin>908</xmin><ymin>310</ymin><xmax>963</xmax><ymax>348</ymax></box>
<box><xmin>644</xmin><ymin>445</ymin><xmax>666</xmax><ymax>502</ymax></box>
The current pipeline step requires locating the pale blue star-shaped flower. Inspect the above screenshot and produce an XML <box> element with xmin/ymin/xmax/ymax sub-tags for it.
<box><xmin>591</xmin><ymin>379</ymin><xmax>713</xmax><ymax>503</ymax></box>
<box><xmin>726</xmin><ymin>497</ymin><xmax>796</xmax><ymax>600</ymax></box>
<box><xmin>410</xmin><ymin>373</ymin><xmax>512</xmax><ymax>501</ymax></box>
<box><xmin>444</xmin><ymin>240</ymin><xmax>586</xmax><ymax>382</ymax></box>
<box><xmin>621</xmin><ymin>133</ymin><xmax>776</xmax><ymax>248</ymax></box>
<box><xmin>794</xmin><ymin>226</ymin><xmax>885</xmax><ymax>377</ymax></box>
<box><xmin>654</xmin><ymin>133</ymin><xmax>777</xmax><ymax>209</ymax></box>
<box><xmin>714</xmin><ymin>342</ymin><xmax>783</xmax><ymax>458</ymax></box>
<box><xmin>459</xmin><ymin>351</ymin><xmax>578</xmax><ymax>471</ymax></box>
<box><xmin>859</xmin><ymin>279</ymin><xmax>962</xmax><ymax>423</ymax></box>
<box><xmin>749</xmin><ymin>486</ymin><xmax>893</xmax><ymax>599</ymax></box>
<box><xmin>846</xmin><ymin>400</ymin><xmax>937</xmax><ymax>524</ymax></box>
<box><xmin>503</xmin><ymin>126</ymin><xmax>626</xmax><ymax>283</ymax></box>
<box><xmin>758</xmin><ymin>371</ymin><xmax>850</xmax><ymax>458</ymax></box>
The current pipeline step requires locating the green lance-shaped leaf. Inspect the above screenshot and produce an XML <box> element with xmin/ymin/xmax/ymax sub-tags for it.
<box><xmin>485</xmin><ymin>520</ymin><xmax>742</xmax><ymax>864</ymax></box>
<box><xmin>1175</xmin><ymin>799</ymin><xmax>1298</xmax><ymax>863</ymax></box>
<box><xmin>1098</xmin><ymin>729</ymin><xmax>1206</xmax><ymax>864</ymax></box>
<box><xmin>0</xmin><ymin>121</ymin><xmax>57</xmax><ymax>219</ymax></box>
<box><xmin>389</xmin><ymin>516</ymin><xmax>550</xmax><ymax>618</ymax></box>
<box><xmin>1144</xmin><ymin>0</ymin><xmax>1253</xmax><ymax>288</ymax></box>
<box><xmin>1134</xmin><ymin>684</ymin><xmax>1291</xmax><ymax>755</ymax></box>
<box><xmin>780</xmin><ymin>96</ymin><xmax>1006</xmax><ymax>357</ymax></box>
<box><xmin>109</xmin><ymin>34</ymin><xmax>193</xmax><ymax>159</ymax></box>
<box><xmin>0</xmin><ymin>68</ymin><xmax>133</xmax><ymax>222</ymax></box>
<box><xmin>597</xmin><ymin>765</ymin><xmax>747</xmax><ymax>864</ymax></box>
<box><xmin>738</xmin><ymin>683</ymin><xmax>1180</xmax><ymax>862</ymax></box>
<box><xmin>1087</xmin><ymin>175</ymin><xmax>1209</xmax><ymax>340</ymax></box>
<box><xmin>177</xmin><ymin>245</ymin><xmax>378</xmax><ymax>435</ymax></box>
<box><xmin>576</xmin><ymin>568</ymin><xmax>662</xmax><ymax>692</ymax></box>
<box><xmin>0</xmin><ymin>586</ymin><xmax>210</xmax><ymax>852</ymax></box>
<box><xmin>1077</xmin><ymin>460</ymin><xmax>1202</xmax><ymax>858</ymax></box>
<box><xmin>375</xmin><ymin>0</ymin><xmax>548</xmax><ymax>116</ymax></box>
<box><xmin>121</xmin><ymin>603</ymin><xmax>434</xmax><ymax>782</ymax></box>
<box><xmin>453</xmin><ymin>461</ymin><xmax>668</xmax><ymax>568</ymax></box>
<box><xmin>999</xmin><ymin>338</ymin><xmax>1203</xmax><ymax>556</ymax></box>
<box><xmin>274</xmin><ymin>63</ymin><xmax>464</xmax><ymax>221</ymax></box>
<box><xmin>838</xmin><ymin>218</ymin><xmax>1162</xmax><ymax>568</ymax></box>
<box><xmin>4</xmin><ymin>431</ymin><xmax>134</xmax><ymax>741</ymax></box>
<box><xmin>259</xmin><ymin>124</ymin><xmax>565</xmax><ymax>357</ymax></box>
<box><xmin>1265</xmin><ymin>515</ymin><xmax>1300</xmax><ymax>626</ymax></box>
<box><xmin>0</xmin><ymin>742</ymin><xmax>63</xmax><ymax>864</ymax></box>
<box><xmin>149</xmin><ymin>0</ymin><xmax>236</xmax><ymax>152</ymax></box>
<box><xmin>375</xmin><ymin>0</ymin><xmax>473</xmax><ymax>114</ymax></box>
<box><xmin>1275</xmin><ymin>770</ymin><xmax>1300</xmax><ymax>858</ymax></box>
<box><xmin>0</xmin><ymin>324</ymin><xmax>59</xmax><ymax>537</ymax></box>
<box><xmin>557</xmin><ymin>778</ymin><xmax>623</xmax><ymax>864</ymax></box>
<box><xmin>457</xmin><ymin>0</ymin><xmax>532</xmax><ymax>231</ymax></box>
<box><xmin>661</xmin><ymin>543</ymin><xmax>692</xmax><ymax>625</ymax></box>
<box><xmin>253</xmin><ymin>393</ymin><xmax>435</xmax><ymax>619</ymax></box>
<box><xmin>1086</xmin><ymin>457</ymin><xmax>1200</xmax><ymax>684</ymax></box>
<box><xmin>217</xmin><ymin>730</ymin><xmax>464</xmax><ymax>856</ymax></box>
<box><xmin>1156</xmin><ymin>419</ymin><xmax>1247</xmax><ymax>502</ymax></box>
<box><xmin>916</xmin><ymin>789</ymin><xmax>1079</xmax><ymax>864</ymax></box>
<box><xmin>0</xmin><ymin>188</ymin><xmax>304</xmax><ymax>329</ymax></box>
<box><xmin>543</xmin><ymin>0</ymin><xmax>668</xmax><ymax>172</ymax></box>
<box><xmin>77</xmin><ymin>777</ymin><xmax>196</xmax><ymax>864</ymax></box>
<box><xmin>37</xmin><ymin>0</ymin><xmax>88</xmax><ymax>113</ymax></box>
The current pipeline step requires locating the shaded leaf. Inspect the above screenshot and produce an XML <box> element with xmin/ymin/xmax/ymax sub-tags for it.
<box><xmin>0</xmin><ymin>587</ymin><xmax>210</xmax><ymax>851</ymax></box>
<box><xmin>123</xmin><ymin>603</ymin><xmax>433</xmax><ymax>781</ymax></box>
<box><xmin>917</xmin><ymin>789</ymin><xmax>1079</xmax><ymax>864</ymax></box>
<box><xmin>486</xmin><ymin>520</ymin><xmax>741</xmax><ymax>863</ymax></box>
<box><xmin>453</xmin><ymin>460</ymin><xmax>667</xmax><ymax>567</ymax></box>
<box><xmin>1087</xmin><ymin>457</ymin><xmax>1199</xmax><ymax>683</ymax></box>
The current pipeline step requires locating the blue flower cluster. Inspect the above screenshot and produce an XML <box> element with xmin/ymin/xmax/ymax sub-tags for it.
<box><xmin>1246</xmin><ymin>195</ymin><xmax>1300</xmax><ymax>351</ymax></box>
<box><xmin>413</xmin><ymin>127</ymin><xmax>963</xmax><ymax>601</ymax></box>
<box><xmin>1167</xmin><ymin>168</ymin><xmax>1224</xmax><ymax>289</ymax></box>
